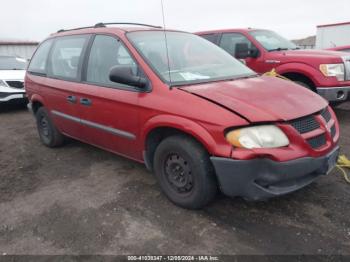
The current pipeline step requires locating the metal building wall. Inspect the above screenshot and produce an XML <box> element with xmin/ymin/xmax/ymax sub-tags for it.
<box><xmin>0</xmin><ymin>44</ymin><xmax>38</xmax><ymax>60</ymax></box>
<box><xmin>316</xmin><ymin>24</ymin><xmax>350</xmax><ymax>49</ymax></box>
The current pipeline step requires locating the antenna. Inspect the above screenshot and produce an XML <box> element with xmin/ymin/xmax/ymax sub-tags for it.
<box><xmin>160</xmin><ymin>0</ymin><xmax>172</xmax><ymax>88</ymax></box>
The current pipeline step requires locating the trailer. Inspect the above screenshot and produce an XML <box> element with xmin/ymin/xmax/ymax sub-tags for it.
<box><xmin>316</xmin><ymin>22</ymin><xmax>350</xmax><ymax>49</ymax></box>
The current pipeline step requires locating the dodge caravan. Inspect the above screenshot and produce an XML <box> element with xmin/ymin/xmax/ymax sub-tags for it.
<box><xmin>25</xmin><ymin>23</ymin><xmax>340</xmax><ymax>209</ymax></box>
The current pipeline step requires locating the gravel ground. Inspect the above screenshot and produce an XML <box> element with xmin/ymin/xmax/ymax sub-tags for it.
<box><xmin>0</xmin><ymin>102</ymin><xmax>349</xmax><ymax>256</ymax></box>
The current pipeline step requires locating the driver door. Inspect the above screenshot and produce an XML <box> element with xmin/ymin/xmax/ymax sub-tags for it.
<box><xmin>219</xmin><ymin>32</ymin><xmax>265</xmax><ymax>73</ymax></box>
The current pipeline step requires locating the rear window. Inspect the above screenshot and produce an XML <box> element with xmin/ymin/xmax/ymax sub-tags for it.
<box><xmin>28</xmin><ymin>39</ymin><xmax>53</xmax><ymax>74</ymax></box>
<box><xmin>201</xmin><ymin>34</ymin><xmax>219</xmax><ymax>44</ymax></box>
<box><xmin>49</xmin><ymin>35</ymin><xmax>88</xmax><ymax>80</ymax></box>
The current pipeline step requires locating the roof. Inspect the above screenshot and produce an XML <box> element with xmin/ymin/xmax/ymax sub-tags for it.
<box><xmin>51</xmin><ymin>22</ymin><xmax>165</xmax><ymax>36</ymax></box>
<box><xmin>50</xmin><ymin>26</ymin><xmax>173</xmax><ymax>39</ymax></box>
<box><xmin>0</xmin><ymin>41</ymin><xmax>39</xmax><ymax>45</ymax></box>
<box><xmin>195</xmin><ymin>28</ymin><xmax>258</xmax><ymax>35</ymax></box>
<box><xmin>52</xmin><ymin>26</ymin><xmax>170</xmax><ymax>38</ymax></box>
<box><xmin>317</xmin><ymin>21</ymin><xmax>350</xmax><ymax>28</ymax></box>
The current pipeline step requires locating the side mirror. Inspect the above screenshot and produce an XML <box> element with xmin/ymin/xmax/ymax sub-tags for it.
<box><xmin>250</xmin><ymin>48</ymin><xmax>260</xmax><ymax>58</ymax></box>
<box><xmin>235</xmin><ymin>43</ymin><xmax>250</xmax><ymax>59</ymax></box>
<box><xmin>109</xmin><ymin>65</ymin><xmax>147</xmax><ymax>88</ymax></box>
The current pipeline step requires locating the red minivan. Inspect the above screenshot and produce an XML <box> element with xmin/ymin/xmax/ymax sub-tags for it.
<box><xmin>25</xmin><ymin>23</ymin><xmax>340</xmax><ymax>209</ymax></box>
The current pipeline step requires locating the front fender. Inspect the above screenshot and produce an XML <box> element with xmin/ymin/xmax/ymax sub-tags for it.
<box><xmin>142</xmin><ymin>114</ymin><xmax>232</xmax><ymax>157</ymax></box>
<box><xmin>275</xmin><ymin>62</ymin><xmax>323</xmax><ymax>86</ymax></box>
<box><xmin>30</xmin><ymin>93</ymin><xmax>46</xmax><ymax>108</ymax></box>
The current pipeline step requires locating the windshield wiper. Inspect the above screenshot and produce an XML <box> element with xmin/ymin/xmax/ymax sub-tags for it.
<box><xmin>268</xmin><ymin>47</ymin><xmax>289</xmax><ymax>52</ymax></box>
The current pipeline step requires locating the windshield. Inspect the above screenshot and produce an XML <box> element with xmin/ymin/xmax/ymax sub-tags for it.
<box><xmin>0</xmin><ymin>56</ymin><xmax>27</xmax><ymax>70</ymax></box>
<box><xmin>249</xmin><ymin>30</ymin><xmax>297</xmax><ymax>51</ymax></box>
<box><xmin>127</xmin><ymin>31</ymin><xmax>255</xmax><ymax>86</ymax></box>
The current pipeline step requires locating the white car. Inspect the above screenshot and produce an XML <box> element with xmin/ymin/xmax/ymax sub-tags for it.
<box><xmin>0</xmin><ymin>56</ymin><xmax>27</xmax><ymax>103</ymax></box>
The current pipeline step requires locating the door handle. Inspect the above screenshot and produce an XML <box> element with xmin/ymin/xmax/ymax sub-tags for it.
<box><xmin>67</xmin><ymin>95</ymin><xmax>77</xmax><ymax>103</ymax></box>
<box><xmin>80</xmin><ymin>98</ymin><xmax>92</xmax><ymax>106</ymax></box>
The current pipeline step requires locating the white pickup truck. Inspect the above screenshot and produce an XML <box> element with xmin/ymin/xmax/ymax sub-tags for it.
<box><xmin>0</xmin><ymin>56</ymin><xmax>27</xmax><ymax>103</ymax></box>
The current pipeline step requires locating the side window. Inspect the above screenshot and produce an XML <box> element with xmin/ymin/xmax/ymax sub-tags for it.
<box><xmin>28</xmin><ymin>39</ymin><xmax>53</xmax><ymax>74</ymax></box>
<box><xmin>220</xmin><ymin>33</ymin><xmax>258</xmax><ymax>56</ymax></box>
<box><xmin>49</xmin><ymin>36</ymin><xmax>88</xmax><ymax>80</ymax></box>
<box><xmin>86</xmin><ymin>35</ymin><xmax>138</xmax><ymax>87</ymax></box>
<box><xmin>201</xmin><ymin>34</ymin><xmax>219</xmax><ymax>44</ymax></box>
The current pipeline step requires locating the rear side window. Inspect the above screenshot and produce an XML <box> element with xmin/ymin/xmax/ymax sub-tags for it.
<box><xmin>49</xmin><ymin>36</ymin><xmax>88</xmax><ymax>80</ymax></box>
<box><xmin>201</xmin><ymin>34</ymin><xmax>219</xmax><ymax>44</ymax></box>
<box><xmin>86</xmin><ymin>35</ymin><xmax>139</xmax><ymax>87</ymax></box>
<box><xmin>28</xmin><ymin>39</ymin><xmax>53</xmax><ymax>75</ymax></box>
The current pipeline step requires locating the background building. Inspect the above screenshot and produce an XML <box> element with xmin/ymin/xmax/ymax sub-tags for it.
<box><xmin>292</xmin><ymin>36</ymin><xmax>316</xmax><ymax>49</ymax></box>
<box><xmin>316</xmin><ymin>22</ymin><xmax>350</xmax><ymax>49</ymax></box>
<box><xmin>0</xmin><ymin>41</ymin><xmax>39</xmax><ymax>60</ymax></box>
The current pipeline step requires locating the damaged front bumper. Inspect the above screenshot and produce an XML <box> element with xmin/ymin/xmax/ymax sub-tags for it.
<box><xmin>211</xmin><ymin>147</ymin><xmax>339</xmax><ymax>201</ymax></box>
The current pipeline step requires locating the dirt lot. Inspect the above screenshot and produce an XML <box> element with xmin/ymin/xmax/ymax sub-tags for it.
<box><xmin>0</xmin><ymin>102</ymin><xmax>349</xmax><ymax>256</ymax></box>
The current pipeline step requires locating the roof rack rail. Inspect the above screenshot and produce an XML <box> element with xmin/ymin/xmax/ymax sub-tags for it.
<box><xmin>57</xmin><ymin>22</ymin><xmax>162</xmax><ymax>33</ymax></box>
<box><xmin>94</xmin><ymin>22</ymin><xmax>162</xmax><ymax>29</ymax></box>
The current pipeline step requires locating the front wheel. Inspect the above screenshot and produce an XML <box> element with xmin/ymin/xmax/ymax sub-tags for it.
<box><xmin>153</xmin><ymin>135</ymin><xmax>218</xmax><ymax>209</ymax></box>
<box><xmin>294</xmin><ymin>80</ymin><xmax>312</xmax><ymax>90</ymax></box>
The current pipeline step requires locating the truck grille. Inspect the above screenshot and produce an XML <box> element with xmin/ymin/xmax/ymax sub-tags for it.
<box><xmin>6</xmin><ymin>81</ymin><xmax>24</xmax><ymax>89</ymax></box>
<box><xmin>290</xmin><ymin>115</ymin><xmax>320</xmax><ymax>134</ymax></box>
<box><xmin>343</xmin><ymin>56</ymin><xmax>350</xmax><ymax>81</ymax></box>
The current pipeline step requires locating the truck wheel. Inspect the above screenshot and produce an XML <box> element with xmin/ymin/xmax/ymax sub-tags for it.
<box><xmin>35</xmin><ymin>107</ymin><xmax>64</xmax><ymax>147</ymax></box>
<box><xmin>294</xmin><ymin>80</ymin><xmax>312</xmax><ymax>90</ymax></box>
<box><xmin>153</xmin><ymin>135</ymin><xmax>218</xmax><ymax>209</ymax></box>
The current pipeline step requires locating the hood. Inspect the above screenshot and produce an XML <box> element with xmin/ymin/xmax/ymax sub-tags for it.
<box><xmin>0</xmin><ymin>70</ymin><xmax>26</xmax><ymax>81</ymax></box>
<box><xmin>180</xmin><ymin>76</ymin><xmax>327</xmax><ymax>122</ymax></box>
<box><xmin>274</xmin><ymin>49</ymin><xmax>346</xmax><ymax>63</ymax></box>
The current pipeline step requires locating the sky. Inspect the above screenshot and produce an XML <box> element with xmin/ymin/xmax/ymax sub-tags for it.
<box><xmin>1</xmin><ymin>0</ymin><xmax>349</xmax><ymax>41</ymax></box>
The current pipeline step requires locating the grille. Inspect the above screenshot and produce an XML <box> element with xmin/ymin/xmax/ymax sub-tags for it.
<box><xmin>321</xmin><ymin>108</ymin><xmax>331</xmax><ymax>123</ymax></box>
<box><xmin>290</xmin><ymin>115</ymin><xmax>320</xmax><ymax>134</ymax></box>
<box><xmin>6</xmin><ymin>81</ymin><xmax>24</xmax><ymax>89</ymax></box>
<box><xmin>344</xmin><ymin>57</ymin><xmax>350</xmax><ymax>81</ymax></box>
<box><xmin>330</xmin><ymin>125</ymin><xmax>336</xmax><ymax>138</ymax></box>
<box><xmin>307</xmin><ymin>134</ymin><xmax>327</xmax><ymax>149</ymax></box>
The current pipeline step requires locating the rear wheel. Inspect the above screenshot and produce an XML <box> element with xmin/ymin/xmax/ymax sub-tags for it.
<box><xmin>153</xmin><ymin>135</ymin><xmax>217</xmax><ymax>209</ymax></box>
<box><xmin>35</xmin><ymin>107</ymin><xmax>64</xmax><ymax>147</ymax></box>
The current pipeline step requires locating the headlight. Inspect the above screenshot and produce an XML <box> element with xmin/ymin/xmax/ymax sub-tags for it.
<box><xmin>225</xmin><ymin>125</ymin><xmax>289</xmax><ymax>149</ymax></box>
<box><xmin>319</xmin><ymin>64</ymin><xmax>345</xmax><ymax>81</ymax></box>
<box><xmin>0</xmin><ymin>80</ymin><xmax>8</xmax><ymax>87</ymax></box>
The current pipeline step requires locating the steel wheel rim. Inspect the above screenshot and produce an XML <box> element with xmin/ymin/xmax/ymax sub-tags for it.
<box><xmin>164</xmin><ymin>153</ymin><xmax>194</xmax><ymax>194</ymax></box>
<box><xmin>40</xmin><ymin>116</ymin><xmax>50</xmax><ymax>138</ymax></box>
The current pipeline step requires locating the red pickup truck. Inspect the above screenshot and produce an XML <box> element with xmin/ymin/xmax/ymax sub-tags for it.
<box><xmin>196</xmin><ymin>29</ymin><xmax>350</xmax><ymax>104</ymax></box>
<box><xmin>327</xmin><ymin>45</ymin><xmax>350</xmax><ymax>53</ymax></box>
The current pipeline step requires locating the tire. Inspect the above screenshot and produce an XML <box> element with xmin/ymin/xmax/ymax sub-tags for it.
<box><xmin>35</xmin><ymin>107</ymin><xmax>64</xmax><ymax>147</ymax></box>
<box><xmin>330</xmin><ymin>101</ymin><xmax>343</xmax><ymax>107</ymax></box>
<box><xmin>294</xmin><ymin>80</ymin><xmax>312</xmax><ymax>90</ymax></box>
<box><xmin>153</xmin><ymin>135</ymin><xmax>218</xmax><ymax>209</ymax></box>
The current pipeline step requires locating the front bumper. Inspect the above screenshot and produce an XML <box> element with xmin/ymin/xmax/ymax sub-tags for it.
<box><xmin>211</xmin><ymin>147</ymin><xmax>339</xmax><ymax>201</ymax></box>
<box><xmin>317</xmin><ymin>86</ymin><xmax>350</xmax><ymax>102</ymax></box>
<box><xmin>0</xmin><ymin>92</ymin><xmax>26</xmax><ymax>102</ymax></box>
